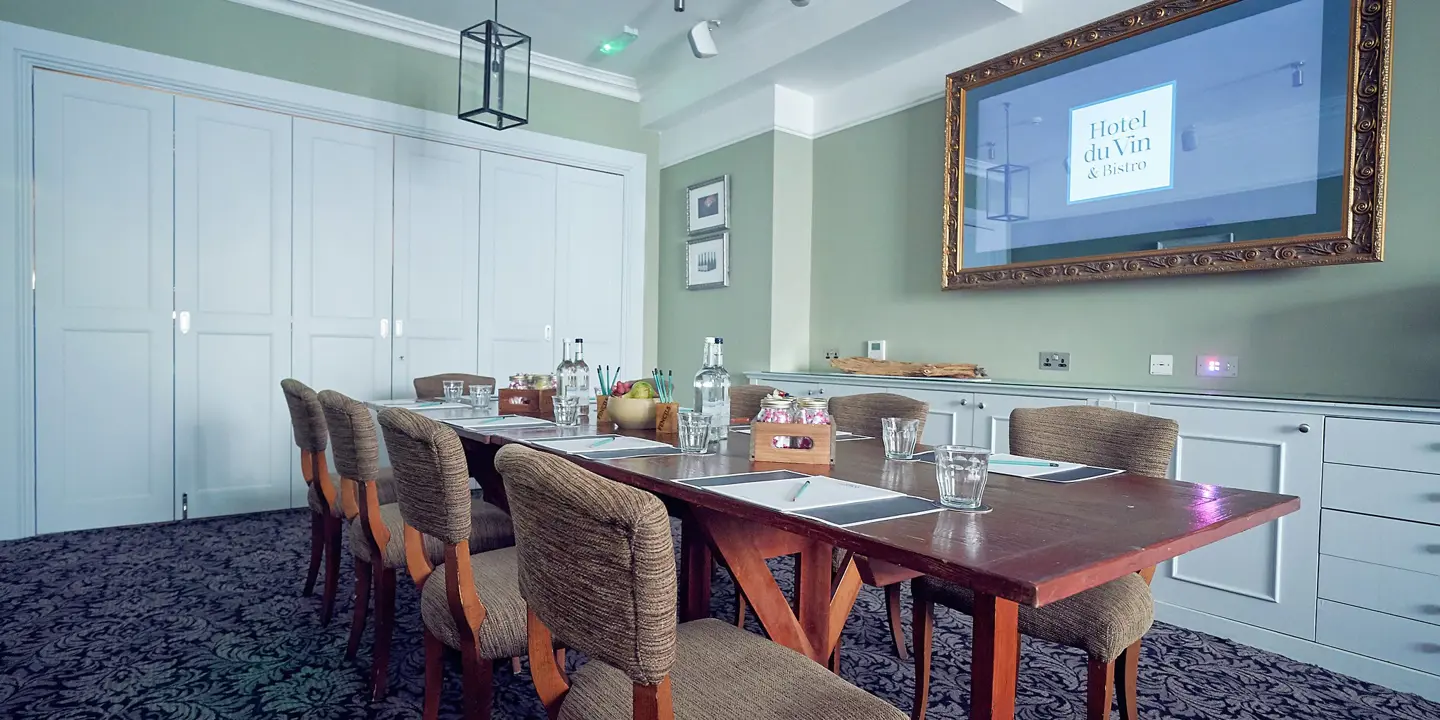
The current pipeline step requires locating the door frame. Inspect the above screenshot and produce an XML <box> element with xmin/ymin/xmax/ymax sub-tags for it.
<box><xmin>0</xmin><ymin>21</ymin><xmax>649</xmax><ymax>540</ymax></box>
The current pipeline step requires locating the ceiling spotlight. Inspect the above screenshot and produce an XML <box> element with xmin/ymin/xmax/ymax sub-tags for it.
<box><xmin>689</xmin><ymin>19</ymin><xmax>720</xmax><ymax>58</ymax></box>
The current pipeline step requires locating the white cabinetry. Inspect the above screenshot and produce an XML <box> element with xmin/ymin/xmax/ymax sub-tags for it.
<box><xmin>1147</xmin><ymin>404</ymin><xmax>1322</xmax><ymax>639</ymax></box>
<box><xmin>479</xmin><ymin>153</ymin><xmax>557</xmax><ymax>381</ymax></box>
<box><xmin>970</xmin><ymin>394</ymin><xmax>1087</xmax><ymax>453</ymax></box>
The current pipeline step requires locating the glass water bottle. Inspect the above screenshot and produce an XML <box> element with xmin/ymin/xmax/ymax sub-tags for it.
<box><xmin>693</xmin><ymin>337</ymin><xmax>732</xmax><ymax>441</ymax></box>
<box><xmin>569</xmin><ymin>338</ymin><xmax>591</xmax><ymax>414</ymax></box>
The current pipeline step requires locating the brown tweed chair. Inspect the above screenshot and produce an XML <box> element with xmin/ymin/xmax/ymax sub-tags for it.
<box><xmin>729</xmin><ymin>384</ymin><xmax>777</xmax><ymax>422</ymax></box>
<box><xmin>735</xmin><ymin>392</ymin><xmax>930</xmax><ymax>666</ymax></box>
<box><xmin>495</xmin><ymin>444</ymin><xmax>906</xmax><ymax>720</ymax></box>
<box><xmin>911</xmin><ymin>405</ymin><xmax>1179</xmax><ymax>720</ymax></box>
<box><xmin>377</xmin><ymin>407</ymin><xmax>526</xmax><ymax>719</ymax></box>
<box><xmin>281</xmin><ymin>378</ymin><xmax>346</xmax><ymax>625</ymax></box>
<box><xmin>414</xmin><ymin>373</ymin><xmax>496</xmax><ymax>400</ymax></box>
<box><xmin>320</xmin><ymin>392</ymin><xmax>513</xmax><ymax>701</ymax></box>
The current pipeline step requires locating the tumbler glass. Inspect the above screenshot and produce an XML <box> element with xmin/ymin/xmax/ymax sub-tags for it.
<box><xmin>469</xmin><ymin>384</ymin><xmax>492</xmax><ymax>407</ymax></box>
<box><xmin>881</xmin><ymin>417</ymin><xmax>919</xmax><ymax>460</ymax></box>
<box><xmin>677</xmin><ymin>411</ymin><xmax>712</xmax><ymax>454</ymax></box>
<box><xmin>934</xmin><ymin>445</ymin><xmax>991</xmax><ymax>511</ymax></box>
<box><xmin>552</xmin><ymin>396</ymin><xmax>580</xmax><ymax>426</ymax></box>
<box><xmin>441</xmin><ymin>380</ymin><xmax>465</xmax><ymax>403</ymax></box>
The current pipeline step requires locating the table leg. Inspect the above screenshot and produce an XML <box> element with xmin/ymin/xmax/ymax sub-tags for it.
<box><xmin>679</xmin><ymin>514</ymin><xmax>712</xmax><ymax>623</ymax></box>
<box><xmin>795</xmin><ymin>540</ymin><xmax>833</xmax><ymax>663</ymax></box>
<box><xmin>970</xmin><ymin>592</ymin><xmax>1020</xmax><ymax>720</ymax></box>
<box><xmin>460</xmin><ymin>440</ymin><xmax>508</xmax><ymax>513</ymax></box>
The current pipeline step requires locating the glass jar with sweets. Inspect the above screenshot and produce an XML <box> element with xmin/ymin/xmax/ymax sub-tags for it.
<box><xmin>509</xmin><ymin>374</ymin><xmax>530</xmax><ymax>390</ymax></box>
<box><xmin>753</xmin><ymin>396</ymin><xmax>796</xmax><ymax>424</ymax></box>
<box><xmin>795</xmin><ymin>397</ymin><xmax>832</xmax><ymax>425</ymax></box>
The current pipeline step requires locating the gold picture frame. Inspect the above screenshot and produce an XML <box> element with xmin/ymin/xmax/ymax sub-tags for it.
<box><xmin>942</xmin><ymin>0</ymin><xmax>1393</xmax><ymax>290</ymax></box>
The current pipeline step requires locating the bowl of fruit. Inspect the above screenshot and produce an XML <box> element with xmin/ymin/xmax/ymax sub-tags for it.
<box><xmin>606</xmin><ymin>380</ymin><xmax>658</xmax><ymax>430</ymax></box>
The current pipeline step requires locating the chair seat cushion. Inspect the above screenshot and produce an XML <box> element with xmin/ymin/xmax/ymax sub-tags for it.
<box><xmin>419</xmin><ymin>547</ymin><xmax>527</xmax><ymax>659</ymax></box>
<box><xmin>924</xmin><ymin>573</ymin><xmax>1153</xmax><ymax>662</ymax></box>
<box><xmin>557</xmin><ymin>618</ymin><xmax>905</xmax><ymax>720</ymax></box>
<box><xmin>349</xmin><ymin>494</ymin><xmax>513</xmax><ymax>567</ymax></box>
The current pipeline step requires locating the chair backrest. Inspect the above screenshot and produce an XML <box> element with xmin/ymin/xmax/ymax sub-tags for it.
<box><xmin>496</xmin><ymin>444</ymin><xmax>677</xmax><ymax>686</ymax></box>
<box><xmin>318</xmin><ymin>390</ymin><xmax>381</xmax><ymax>482</ymax></box>
<box><xmin>280</xmin><ymin>378</ymin><xmax>327</xmax><ymax>453</ymax></box>
<box><xmin>730</xmin><ymin>384</ymin><xmax>777</xmax><ymax>421</ymax></box>
<box><xmin>377</xmin><ymin>408</ymin><xmax>473</xmax><ymax>544</ymax></box>
<box><xmin>828</xmin><ymin>392</ymin><xmax>929</xmax><ymax>439</ymax></box>
<box><xmin>1009</xmin><ymin>405</ymin><xmax>1178</xmax><ymax>478</ymax></box>
<box><xmin>413</xmin><ymin>373</ymin><xmax>496</xmax><ymax>400</ymax></box>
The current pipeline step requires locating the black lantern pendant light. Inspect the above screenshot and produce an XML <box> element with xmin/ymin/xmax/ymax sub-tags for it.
<box><xmin>458</xmin><ymin>0</ymin><xmax>531</xmax><ymax>130</ymax></box>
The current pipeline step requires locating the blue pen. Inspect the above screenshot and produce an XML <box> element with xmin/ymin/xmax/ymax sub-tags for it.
<box><xmin>590</xmin><ymin>436</ymin><xmax>617</xmax><ymax>448</ymax></box>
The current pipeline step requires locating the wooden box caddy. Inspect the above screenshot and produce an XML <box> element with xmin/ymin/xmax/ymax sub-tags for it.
<box><xmin>749</xmin><ymin>423</ymin><xmax>835</xmax><ymax>465</ymax></box>
<box><xmin>498</xmin><ymin>388</ymin><xmax>555</xmax><ymax>418</ymax></box>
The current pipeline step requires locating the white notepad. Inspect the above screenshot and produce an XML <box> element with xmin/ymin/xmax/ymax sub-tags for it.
<box><xmin>376</xmin><ymin>400</ymin><xmax>470</xmax><ymax>411</ymax></box>
<box><xmin>988</xmin><ymin>453</ymin><xmax>1122</xmax><ymax>483</ymax></box>
<box><xmin>445</xmin><ymin>416</ymin><xmax>554</xmax><ymax>429</ymax></box>
<box><xmin>531</xmin><ymin>435</ymin><xmax>674</xmax><ymax>454</ymax></box>
<box><xmin>707</xmin><ymin>475</ymin><xmax>903</xmax><ymax>512</ymax></box>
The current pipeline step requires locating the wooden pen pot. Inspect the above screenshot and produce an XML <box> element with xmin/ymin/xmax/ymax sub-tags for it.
<box><xmin>749</xmin><ymin>423</ymin><xmax>835</xmax><ymax>465</ymax></box>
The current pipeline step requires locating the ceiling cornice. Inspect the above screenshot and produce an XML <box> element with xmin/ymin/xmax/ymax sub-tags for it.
<box><xmin>223</xmin><ymin>0</ymin><xmax>641</xmax><ymax>102</ymax></box>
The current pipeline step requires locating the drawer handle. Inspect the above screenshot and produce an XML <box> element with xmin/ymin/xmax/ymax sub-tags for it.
<box><xmin>978</xmin><ymin>401</ymin><xmax>987</xmax><ymax>410</ymax></box>
<box><xmin>958</xmin><ymin>398</ymin><xmax>969</xmax><ymax>406</ymax></box>
<box><xmin>1298</xmin><ymin>424</ymin><xmax>1310</xmax><ymax>433</ymax></box>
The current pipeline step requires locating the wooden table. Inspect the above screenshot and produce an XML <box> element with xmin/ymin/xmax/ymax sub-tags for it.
<box><xmin>452</xmin><ymin>420</ymin><xmax>1299</xmax><ymax>720</ymax></box>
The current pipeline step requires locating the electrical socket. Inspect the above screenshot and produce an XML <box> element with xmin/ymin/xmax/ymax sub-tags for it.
<box><xmin>824</xmin><ymin>349</ymin><xmax>840</xmax><ymax>360</ymax></box>
<box><xmin>1149</xmin><ymin>354</ymin><xmax>1174</xmax><ymax>376</ymax></box>
<box><xmin>1039</xmin><ymin>351</ymin><xmax>1070</xmax><ymax>371</ymax></box>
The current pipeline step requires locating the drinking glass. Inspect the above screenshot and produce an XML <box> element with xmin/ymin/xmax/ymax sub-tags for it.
<box><xmin>442</xmin><ymin>380</ymin><xmax>465</xmax><ymax>403</ymax></box>
<box><xmin>934</xmin><ymin>445</ymin><xmax>991</xmax><ymax>511</ymax></box>
<box><xmin>469</xmin><ymin>384</ymin><xmax>492</xmax><ymax>407</ymax></box>
<box><xmin>552</xmin><ymin>396</ymin><xmax>581</xmax><ymax>426</ymax></box>
<box><xmin>677</xmin><ymin>411</ymin><xmax>712</xmax><ymax>454</ymax></box>
<box><xmin>881</xmin><ymin>417</ymin><xmax>919</xmax><ymax>460</ymax></box>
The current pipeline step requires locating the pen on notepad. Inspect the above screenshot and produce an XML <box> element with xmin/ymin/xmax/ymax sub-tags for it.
<box><xmin>789</xmin><ymin>480</ymin><xmax>812</xmax><ymax>502</ymax></box>
<box><xmin>589</xmin><ymin>436</ymin><xmax>617</xmax><ymax>448</ymax></box>
<box><xmin>991</xmin><ymin>459</ymin><xmax>1060</xmax><ymax>467</ymax></box>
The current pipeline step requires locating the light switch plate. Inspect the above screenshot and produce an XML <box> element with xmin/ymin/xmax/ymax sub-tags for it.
<box><xmin>867</xmin><ymin>340</ymin><xmax>886</xmax><ymax>360</ymax></box>
<box><xmin>1149</xmin><ymin>354</ymin><xmax>1174</xmax><ymax>376</ymax></box>
<box><xmin>1196</xmin><ymin>355</ymin><xmax>1239</xmax><ymax>378</ymax></box>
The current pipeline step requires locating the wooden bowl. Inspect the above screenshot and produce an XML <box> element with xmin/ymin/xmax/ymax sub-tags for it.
<box><xmin>605</xmin><ymin>397</ymin><xmax>657</xmax><ymax>429</ymax></box>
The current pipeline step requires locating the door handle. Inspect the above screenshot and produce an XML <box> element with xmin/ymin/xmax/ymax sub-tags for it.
<box><xmin>380</xmin><ymin>318</ymin><xmax>389</xmax><ymax>339</ymax></box>
<box><xmin>178</xmin><ymin>311</ymin><xmax>191</xmax><ymax>335</ymax></box>
<box><xmin>958</xmin><ymin>398</ymin><xmax>969</xmax><ymax>406</ymax></box>
<box><xmin>395</xmin><ymin>319</ymin><xmax>404</xmax><ymax>338</ymax></box>
<box><xmin>977</xmin><ymin>401</ymin><xmax>987</xmax><ymax>410</ymax></box>
<box><xmin>1298</xmin><ymin>424</ymin><xmax>1311</xmax><ymax>433</ymax></box>
<box><xmin>544</xmin><ymin>324</ymin><xmax>553</xmax><ymax>341</ymax></box>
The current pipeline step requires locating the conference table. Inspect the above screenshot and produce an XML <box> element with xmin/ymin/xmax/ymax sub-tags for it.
<box><xmin>427</xmin><ymin>409</ymin><xmax>1298</xmax><ymax>720</ymax></box>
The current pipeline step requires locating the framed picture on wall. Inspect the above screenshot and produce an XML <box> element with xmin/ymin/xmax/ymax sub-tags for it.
<box><xmin>685</xmin><ymin>233</ymin><xmax>729</xmax><ymax>290</ymax></box>
<box><xmin>686</xmin><ymin>175</ymin><xmax>729</xmax><ymax>234</ymax></box>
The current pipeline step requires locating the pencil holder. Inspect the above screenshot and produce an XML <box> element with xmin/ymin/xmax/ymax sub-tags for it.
<box><xmin>749</xmin><ymin>422</ymin><xmax>835</xmax><ymax>465</ymax></box>
<box><xmin>655</xmin><ymin>402</ymin><xmax>680</xmax><ymax>433</ymax></box>
<box><xmin>595</xmin><ymin>394</ymin><xmax>611</xmax><ymax>422</ymax></box>
<box><xmin>498</xmin><ymin>388</ymin><xmax>556</xmax><ymax>418</ymax></box>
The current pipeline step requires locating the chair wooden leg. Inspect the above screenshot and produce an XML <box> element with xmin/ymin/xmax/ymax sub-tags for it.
<box><xmin>885</xmin><ymin>582</ymin><xmax>910</xmax><ymax>661</ymax></box>
<box><xmin>735</xmin><ymin>590</ymin><xmax>749</xmax><ymax>628</ymax></box>
<box><xmin>512</xmin><ymin>657</ymin><xmax>524</xmax><ymax>674</ymax></box>
<box><xmin>370</xmin><ymin>568</ymin><xmax>396</xmax><ymax>701</ymax></box>
<box><xmin>423</xmin><ymin>629</ymin><xmax>444</xmax><ymax>720</ymax></box>
<box><xmin>345</xmin><ymin>559</ymin><xmax>372</xmax><ymax>660</ymax></box>
<box><xmin>1115</xmin><ymin>639</ymin><xmax>1142</xmax><ymax>720</ymax></box>
<box><xmin>911</xmin><ymin>581</ymin><xmax>934</xmax><ymax>720</ymax></box>
<box><xmin>1086</xmin><ymin>658</ymin><xmax>1115</xmax><ymax>720</ymax></box>
<box><xmin>829</xmin><ymin>641</ymin><xmax>842</xmax><ymax>674</ymax></box>
<box><xmin>459</xmin><ymin>643</ymin><xmax>494</xmax><ymax>720</ymax></box>
<box><xmin>320</xmin><ymin>515</ymin><xmax>342</xmax><ymax>625</ymax></box>
<box><xmin>303</xmin><ymin>510</ymin><xmax>324</xmax><ymax>596</ymax></box>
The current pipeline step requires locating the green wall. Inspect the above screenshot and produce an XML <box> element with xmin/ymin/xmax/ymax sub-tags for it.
<box><xmin>658</xmin><ymin>133</ymin><xmax>777</xmax><ymax>394</ymax></box>
<box><xmin>806</xmin><ymin>0</ymin><xmax>1440</xmax><ymax>402</ymax></box>
<box><xmin>0</xmin><ymin>0</ymin><xmax>661</xmax><ymax>364</ymax></box>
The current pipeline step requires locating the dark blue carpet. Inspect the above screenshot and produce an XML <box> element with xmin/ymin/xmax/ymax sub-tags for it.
<box><xmin>0</xmin><ymin>508</ymin><xmax>1436</xmax><ymax>719</ymax></box>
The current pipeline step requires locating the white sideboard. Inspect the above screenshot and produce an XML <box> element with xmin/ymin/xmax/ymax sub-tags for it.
<box><xmin>749</xmin><ymin>371</ymin><xmax>1440</xmax><ymax>701</ymax></box>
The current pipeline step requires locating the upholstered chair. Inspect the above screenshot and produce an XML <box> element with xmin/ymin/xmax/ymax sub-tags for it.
<box><xmin>377</xmin><ymin>407</ymin><xmax>526</xmax><ymax>719</ymax></box>
<box><xmin>911</xmin><ymin>405</ymin><xmax>1179</xmax><ymax>720</ymax></box>
<box><xmin>735</xmin><ymin>392</ymin><xmax>931</xmax><ymax>667</ymax></box>
<box><xmin>729</xmin><ymin>384</ymin><xmax>778</xmax><ymax>422</ymax></box>
<box><xmin>413</xmin><ymin>373</ymin><xmax>496</xmax><ymax>400</ymax></box>
<box><xmin>281</xmin><ymin>378</ymin><xmax>345</xmax><ymax>625</ymax></box>
<box><xmin>495</xmin><ymin>444</ymin><xmax>907</xmax><ymax>720</ymax></box>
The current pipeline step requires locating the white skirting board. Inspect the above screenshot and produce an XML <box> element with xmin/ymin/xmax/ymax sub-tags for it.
<box><xmin>1155</xmin><ymin>602</ymin><xmax>1440</xmax><ymax>702</ymax></box>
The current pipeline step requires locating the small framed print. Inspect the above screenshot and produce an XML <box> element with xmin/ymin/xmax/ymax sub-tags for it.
<box><xmin>685</xmin><ymin>175</ymin><xmax>729</xmax><ymax>234</ymax></box>
<box><xmin>685</xmin><ymin>233</ymin><xmax>729</xmax><ymax>290</ymax></box>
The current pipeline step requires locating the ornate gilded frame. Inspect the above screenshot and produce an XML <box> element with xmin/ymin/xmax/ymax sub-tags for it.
<box><xmin>942</xmin><ymin>0</ymin><xmax>1393</xmax><ymax>290</ymax></box>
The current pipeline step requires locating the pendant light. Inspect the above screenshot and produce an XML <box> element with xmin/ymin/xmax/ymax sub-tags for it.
<box><xmin>986</xmin><ymin>102</ymin><xmax>1030</xmax><ymax>223</ymax></box>
<box><xmin>458</xmin><ymin>0</ymin><xmax>531</xmax><ymax>130</ymax></box>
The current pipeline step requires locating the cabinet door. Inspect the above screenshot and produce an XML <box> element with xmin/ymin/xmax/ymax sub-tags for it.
<box><xmin>291</xmin><ymin>119</ymin><xmax>394</xmax><ymax>403</ymax></box>
<box><xmin>555</xmin><ymin>166</ymin><xmax>626</xmax><ymax>374</ymax></box>
<box><xmin>32</xmin><ymin>71</ymin><xmax>175</xmax><ymax>533</ymax></box>
<box><xmin>971</xmin><ymin>394</ymin><xmax>1088</xmax><ymax>453</ymax></box>
<box><xmin>173</xmin><ymin>97</ymin><xmax>294</xmax><ymax>518</ymax></box>
<box><xmin>1148</xmin><ymin>404</ymin><xmax>1322</xmax><ymax>639</ymax></box>
<box><xmin>909</xmin><ymin>390</ymin><xmax>975</xmax><ymax>446</ymax></box>
<box><xmin>479</xmin><ymin>152</ymin><xmax>557</xmax><ymax>381</ymax></box>
<box><xmin>392</xmin><ymin>137</ymin><xmax>480</xmax><ymax>395</ymax></box>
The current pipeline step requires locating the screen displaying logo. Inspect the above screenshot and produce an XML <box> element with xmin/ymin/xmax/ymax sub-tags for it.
<box><xmin>1068</xmin><ymin>82</ymin><xmax>1176</xmax><ymax>204</ymax></box>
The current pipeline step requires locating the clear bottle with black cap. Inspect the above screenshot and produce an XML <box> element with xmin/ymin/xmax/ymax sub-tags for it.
<box><xmin>693</xmin><ymin>336</ymin><xmax>732</xmax><ymax>440</ymax></box>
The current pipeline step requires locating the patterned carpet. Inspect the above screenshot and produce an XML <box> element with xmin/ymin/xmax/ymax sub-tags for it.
<box><xmin>1</xmin><ymin>508</ymin><xmax>1437</xmax><ymax>719</ymax></box>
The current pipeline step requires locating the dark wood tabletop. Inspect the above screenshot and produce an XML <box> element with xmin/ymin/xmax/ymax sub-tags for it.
<box><xmin>455</xmin><ymin>421</ymin><xmax>1299</xmax><ymax>608</ymax></box>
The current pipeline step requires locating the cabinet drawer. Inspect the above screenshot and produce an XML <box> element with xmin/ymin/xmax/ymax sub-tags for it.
<box><xmin>1323</xmin><ymin>463</ymin><xmax>1440</xmax><ymax>526</ymax></box>
<box><xmin>1325</xmin><ymin>418</ymin><xmax>1440</xmax><ymax>474</ymax></box>
<box><xmin>1317</xmin><ymin>600</ymin><xmax>1440</xmax><ymax>675</ymax></box>
<box><xmin>1319</xmin><ymin>555</ymin><xmax>1440</xmax><ymax>626</ymax></box>
<box><xmin>1320</xmin><ymin>510</ymin><xmax>1440</xmax><ymax>576</ymax></box>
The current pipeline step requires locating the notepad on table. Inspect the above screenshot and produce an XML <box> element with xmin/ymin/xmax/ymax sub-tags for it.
<box><xmin>445</xmin><ymin>416</ymin><xmax>554</xmax><ymax>430</ymax></box>
<box><xmin>706</xmin><ymin>475</ymin><xmax>903</xmax><ymax>512</ymax></box>
<box><xmin>986</xmin><ymin>454</ymin><xmax>1122</xmax><ymax>483</ymax></box>
<box><xmin>794</xmin><ymin>495</ymin><xmax>942</xmax><ymax>527</ymax></box>
<box><xmin>680</xmin><ymin>469</ymin><xmax>810</xmax><ymax>488</ymax></box>
<box><xmin>532</xmin><ymin>435</ymin><xmax>672</xmax><ymax>454</ymax></box>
